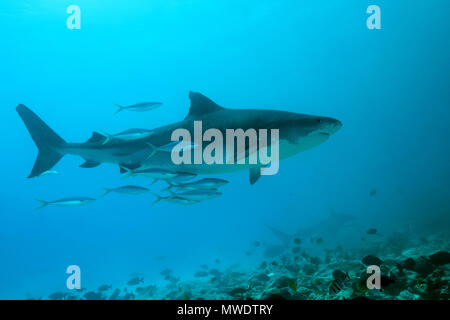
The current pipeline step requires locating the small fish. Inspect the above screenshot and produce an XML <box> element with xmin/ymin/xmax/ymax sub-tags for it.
<box><xmin>252</xmin><ymin>241</ymin><xmax>261</xmax><ymax>247</ymax></box>
<box><xmin>83</xmin><ymin>291</ymin><xmax>103</xmax><ymax>300</ymax></box>
<box><xmin>293</xmin><ymin>238</ymin><xmax>302</xmax><ymax>245</ymax></box>
<box><xmin>127</xmin><ymin>277</ymin><xmax>144</xmax><ymax>286</ymax></box>
<box><xmin>169</xmin><ymin>189</ymin><xmax>222</xmax><ymax>202</ymax></box>
<box><xmin>108</xmin><ymin>288</ymin><xmax>121</xmax><ymax>300</ymax></box>
<box><xmin>292</xmin><ymin>246</ymin><xmax>301</xmax><ymax>254</ymax></box>
<box><xmin>114</xmin><ymin>102</ymin><xmax>163</xmax><ymax>114</ymax></box>
<box><xmin>332</xmin><ymin>270</ymin><xmax>349</xmax><ymax>281</ymax></box>
<box><xmin>315</xmin><ymin>237</ymin><xmax>324</xmax><ymax>245</ymax></box>
<box><xmin>267</xmin><ymin>272</ymin><xmax>275</xmax><ymax>277</ymax></box>
<box><xmin>160</xmin><ymin>269</ymin><xmax>172</xmax><ymax>277</ymax></box>
<box><xmin>152</xmin><ymin>193</ymin><xmax>199</xmax><ymax>205</ymax></box>
<box><xmin>380</xmin><ymin>274</ymin><xmax>396</xmax><ymax>287</ymax></box>
<box><xmin>48</xmin><ymin>292</ymin><xmax>67</xmax><ymax>300</ymax></box>
<box><xmin>200</xmin><ymin>264</ymin><xmax>209</xmax><ymax>270</ymax></box>
<box><xmin>194</xmin><ymin>271</ymin><xmax>209</xmax><ymax>278</ymax></box>
<box><xmin>101</xmin><ymin>185</ymin><xmax>149</xmax><ymax>197</ymax></box>
<box><xmin>164</xmin><ymin>178</ymin><xmax>229</xmax><ymax>192</ymax></box>
<box><xmin>101</xmin><ymin>128</ymin><xmax>154</xmax><ymax>145</ymax></box>
<box><xmin>362</xmin><ymin>254</ymin><xmax>383</xmax><ymax>266</ymax></box>
<box><xmin>329</xmin><ymin>279</ymin><xmax>344</xmax><ymax>294</ymax></box>
<box><xmin>288</xmin><ymin>281</ymin><xmax>298</xmax><ymax>293</ymax></box>
<box><xmin>369</xmin><ymin>189</ymin><xmax>376</xmax><ymax>196</ymax></box>
<box><xmin>245</xmin><ymin>251</ymin><xmax>252</xmax><ymax>256</ymax></box>
<box><xmin>97</xmin><ymin>284</ymin><xmax>112</xmax><ymax>291</ymax></box>
<box><xmin>35</xmin><ymin>197</ymin><xmax>95</xmax><ymax>210</ymax></box>
<box><xmin>366</xmin><ymin>228</ymin><xmax>377</xmax><ymax>235</ymax></box>
<box><xmin>209</xmin><ymin>269</ymin><xmax>221</xmax><ymax>277</ymax></box>
<box><xmin>166</xmin><ymin>172</ymin><xmax>197</xmax><ymax>183</ymax></box>
<box><xmin>38</xmin><ymin>170</ymin><xmax>59</xmax><ymax>177</ymax></box>
<box><xmin>121</xmin><ymin>167</ymin><xmax>178</xmax><ymax>182</ymax></box>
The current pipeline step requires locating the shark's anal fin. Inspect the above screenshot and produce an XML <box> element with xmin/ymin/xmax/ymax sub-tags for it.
<box><xmin>249</xmin><ymin>167</ymin><xmax>261</xmax><ymax>185</ymax></box>
<box><xmin>184</xmin><ymin>92</ymin><xmax>224</xmax><ymax>120</ymax></box>
<box><xmin>80</xmin><ymin>160</ymin><xmax>101</xmax><ymax>168</ymax></box>
<box><xmin>85</xmin><ymin>132</ymin><xmax>107</xmax><ymax>144</ymax></box>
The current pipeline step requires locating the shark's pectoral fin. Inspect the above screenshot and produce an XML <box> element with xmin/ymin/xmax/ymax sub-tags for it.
<box><xmin>249</xmin><ymin>167</ymin><xmax>261</xmax><ymax>185</ymax></box>
<box><xmin>80</xmin><ymin>160</ymin><xmax>101</xmax><ymax>168</ymax></box>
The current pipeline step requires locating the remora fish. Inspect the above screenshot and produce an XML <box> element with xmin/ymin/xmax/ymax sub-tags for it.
<box><xmin>114</xmin><ymin>102</ymin><xmax>163</xmax><ymax>114</ymax></box>
<box><xmin>34</xmin><ymin>197</ymin><xmax>95</xmax><ymax>210</ymax></box>
<box><xmin>17</xmin><ymin>92</ymin><xmax>341</xmax><ymax>184</ymax></box>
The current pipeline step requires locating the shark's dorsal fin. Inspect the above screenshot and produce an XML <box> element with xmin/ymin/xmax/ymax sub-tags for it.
<box><xmin>86</xmin><ymin>132</ymin><xmax>106</xmax><ymax>144</ymax></box>
<box><xmin>184</xmin><ymin>91</ymin><xmax>224</xmax><ymax>120</ymax></box>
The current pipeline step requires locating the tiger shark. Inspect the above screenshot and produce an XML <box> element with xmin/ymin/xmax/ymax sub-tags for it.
<box><xmin>16</xmin><ymin>91</ymin><xmax>342</xmax><ymax>184</ymax></box>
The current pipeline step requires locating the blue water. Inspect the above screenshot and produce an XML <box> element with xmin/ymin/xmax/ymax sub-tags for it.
<box><xmin>0</xmin><ymin>0</ymin><xmax>449</xmax><ymax>299</ymax></box>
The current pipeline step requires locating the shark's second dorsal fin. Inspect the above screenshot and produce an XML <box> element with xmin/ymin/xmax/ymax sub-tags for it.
<box><xmin>86</xmin><ymin>132</ymin><xmax>106</xmax><ymax>144</ymax></box>
<box><xmin>184</xmin><ymin>91</ymin><xmax>224</xmax><ymax>120</ymax></box>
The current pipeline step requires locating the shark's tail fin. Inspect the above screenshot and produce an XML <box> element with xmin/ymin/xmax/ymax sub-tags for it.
<box><xmin>16</xmin><ymin>104</ymin><xmax>67</xmax><ymax>178</ymax></box>
<box><xmin>114</xmin><ymin>104</ymin><xmax>123</xmax><ymax>115</ymax></box>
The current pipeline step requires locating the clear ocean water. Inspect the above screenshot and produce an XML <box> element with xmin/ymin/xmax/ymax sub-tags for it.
<box><xmin>0</xmin><ymin>0</ymin><xmax>449</xmax><ymax>300</ymax></box>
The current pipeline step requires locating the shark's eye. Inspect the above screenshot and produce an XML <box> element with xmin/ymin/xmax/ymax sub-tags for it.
<box><xmin>317</xmin><ymin>119</ymin><xmax>322</xmax><ymax>123</ymax></box>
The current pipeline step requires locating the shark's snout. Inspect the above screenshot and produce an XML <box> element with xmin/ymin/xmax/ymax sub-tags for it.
<box><xmin>318</xmin><ymin>117</ymin><xmax>342</xmax><ymax>135</ymax></box>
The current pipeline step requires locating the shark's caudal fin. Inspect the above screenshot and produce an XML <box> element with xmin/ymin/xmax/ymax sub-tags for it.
<box><xmin>16</xmin><ymin>105</ymin><xmax>67</xmax><ymax>178</ymax></box>
<box><xmin>184</xmin><ymin>92</ymin><xmax>224</xmax><ymax>120</ymax></box>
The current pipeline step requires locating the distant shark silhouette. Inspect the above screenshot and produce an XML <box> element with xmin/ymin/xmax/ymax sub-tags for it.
<box><xmin>265</xmin><ymin>211</ymin><xmax>356</xmax><ymax>246</ymax></box>
<box><xmin>17</xmin><ymin>92</ymin><xmax>341</xmax><ymax>184</ymax></box>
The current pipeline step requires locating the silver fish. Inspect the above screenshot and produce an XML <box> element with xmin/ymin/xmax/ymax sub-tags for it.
<box><xmin>35</xmin><ymin>196</ymin><xmax>95</xmax><ymax>210</ymax></box>
<box><xmin>166</xmin><ymin>172</ymin><xmax>197</xmax><ymax>183</ymax></box>
<box><xmin>102</xmin><ymin>185</ymin><xmax>149</xmax><ymax>197</ymax></box>
<box><xmin>121</xmin><ymin>167</ymin><xmax>177</xmax><ymax>180</ymax></box>
<box><xmin>170</xmin><ymin>189</ymin><xmax>222</xmax><ymax>201</ymax></box>
<box><xmin>165</xmin><ymin>178</ymin><xmax>228</xmax><ymax>192</ymax></box>
<box><xmin>114</xmin><ymin>102</ymin><xmax>162</xmax><ymax>114</ymax></box>
<box><xmin>152</xmin><ymin>193</ymin><xmax>198</xmax><ymax>205</ymax></box>
<box><xmin>101</xmin><ymin>128</ymin><xmax>154</xmax><ymax>145</ymax></box>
